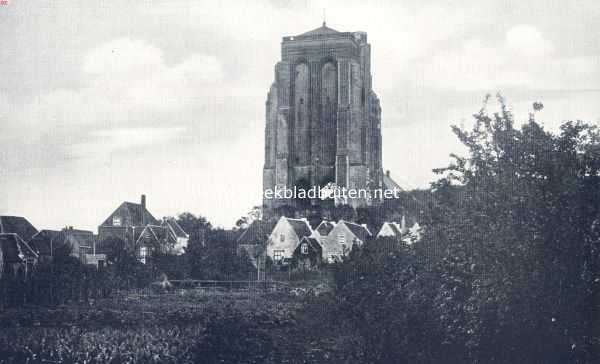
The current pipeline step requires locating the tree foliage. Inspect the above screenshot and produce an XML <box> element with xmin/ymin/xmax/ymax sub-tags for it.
<box><xmin>335</xmin><ymin>97</ymin><xmax>600</xmax><ymax>364</ymax></box>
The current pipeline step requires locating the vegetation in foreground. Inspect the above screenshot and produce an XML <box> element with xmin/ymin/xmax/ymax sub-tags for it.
<box><xmin>1</xmin><ymin>97</ymin><xmax>599</xmax><ymax>364</ymax></box>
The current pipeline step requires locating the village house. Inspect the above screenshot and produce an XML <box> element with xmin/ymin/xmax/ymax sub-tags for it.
<box><xmin>98</xmin><ymin>195</ymin><xmax>189</xmax><ymax>263</ymax></box>
<box><xmin>29</xmin><ymin>228</ymin><xmax>107</xmax><ymax>268</ymax></box>
<box><xmin>292</xmin><ymin>236</ymin><xmax>322</xmax><ymax>269</ymax></box>
<box><xmin>322</xmin><ymin>220</ymin><xmax>372</xmax><ymax>262</ymax></box>
<box><xmin>0</xmin><ymin>216</ymin><xmax>39</xmax><ymax>277</ymax></box>
<box><xmin>377</xmin><ymin>218</ymin><xmax>423</xmax><ymax>246</ymax></box>
<box><xmin>98</xmin><ymin>194</ymin><xmax>158</xmax><ymax>245</ymax></box>
<box><xmin>377</xmin><ymin>216</ymin><xmax>408</xmax><ymax>240</ymax></box>
<box><xmin>0</xmin><ymin>215</ymin><xmax>38</xmax><ymax>242</ymax></box>
<box><xmin>266</xmin><ymin>216</ymin><xmax>313</xmax><ymax>265</ymax></box>
<box><xmin>236</xmin><ymin>219</ymin><xmax>276</xmax><ymax>268</ymax></box>
<box><xmin>28</xmin><ymin>229</ymin><xmax>63</xmax><ymax>263</ymax></box>
<box><xmin>133</xmin><ymin>218</ymin><xmax>189</xmax><ymax>263</ymax></box>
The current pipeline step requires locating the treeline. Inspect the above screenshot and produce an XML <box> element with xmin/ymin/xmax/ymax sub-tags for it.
<box><xmin>332</xmin><ymin>98</ymin><xmax>600</xmax><ymax>363</ymax></box>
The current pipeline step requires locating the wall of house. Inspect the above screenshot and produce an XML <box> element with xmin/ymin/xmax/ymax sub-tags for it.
<box><xmin>322</xmin><ymin>223</ymin><xmax>361</xmax><ymax>262</ymax></box>
<box><xmin>266</xmin><ymin>219</ymin><xmax>301</xmax><ymax>262</ymax></box>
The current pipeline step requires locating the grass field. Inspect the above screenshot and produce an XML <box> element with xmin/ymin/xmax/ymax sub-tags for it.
<box><xmin>0</xmin><ymin>281</ymin><xmax>357</xmax><ymax>364</ymax></box>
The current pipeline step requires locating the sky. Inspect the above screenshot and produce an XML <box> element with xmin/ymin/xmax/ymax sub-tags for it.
<box><xmin>1</xmin><ymin>0</ymin><xmax>599</xmax><ymax>231</ymax></box>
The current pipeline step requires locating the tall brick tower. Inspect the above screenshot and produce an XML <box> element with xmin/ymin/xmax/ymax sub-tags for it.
<box><xmin>263</xmin><ymin>23</ymin><xmax>383</xmax><ymax>208</ymax></box>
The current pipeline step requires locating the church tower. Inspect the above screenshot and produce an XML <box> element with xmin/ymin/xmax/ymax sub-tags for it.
<box><xmin>263</xmin><ymin>23</ymin><xmax>383</xmax><ymax>208</ymax></box>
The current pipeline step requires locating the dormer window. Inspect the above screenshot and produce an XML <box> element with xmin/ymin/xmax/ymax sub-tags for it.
<box><xmin>301</xmin><ymin>243</ymin><xmax>308</xmax><ymax>254</ymax></box>
<box><xmin>280</xmin><ymin>234</ymin><xmax>285</xmax><ymax>243</ymax></box>
<box><xmin>338</xmin><ymin>233</ymin><xmax>345</xmax><ymax>244</ymax></box>
<box><xmin>112</xmin><ymin>216</ymin><xmax>122</xmax><ymax>227</ymax></box>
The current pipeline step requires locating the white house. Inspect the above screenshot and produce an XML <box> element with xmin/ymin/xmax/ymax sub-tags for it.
<box><xmin>377</xmin><ymin>216</ymin><xmax>408</xmax><ymax>240</ymax></box>
<box><xmin>266</xmin><ymin>216</ymin><xmax>313</xmax><ymax>265</ymax></box>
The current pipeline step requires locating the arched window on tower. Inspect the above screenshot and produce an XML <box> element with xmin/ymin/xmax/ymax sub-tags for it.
<box><xmin>294</xmin><ymin>63</ymin><xmax>309</xmax><ymax>164</ymax></box>
<box><xmin>321</xmin><ymin>61</ymin><xmax>337</xmax><ymax>165</ymax></box>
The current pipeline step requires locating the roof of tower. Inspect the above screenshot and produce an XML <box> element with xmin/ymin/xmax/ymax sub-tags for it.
<box><xmin>298</xmin><ymin>22</ymin><xmax>340</xmax><ymax>37</ymax></box>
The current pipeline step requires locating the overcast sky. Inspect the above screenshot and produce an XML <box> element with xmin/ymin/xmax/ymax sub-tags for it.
<box><xmin>1</xmin><ymin>0</ymin><xmax>599</xmax><ymax>231</ymax></box>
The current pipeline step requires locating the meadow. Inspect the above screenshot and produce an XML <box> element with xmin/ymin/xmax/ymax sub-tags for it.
<box><xmin>0</xmin><ymin>284</ymin><xmax>352</xmax><ymax>364</ymax></box>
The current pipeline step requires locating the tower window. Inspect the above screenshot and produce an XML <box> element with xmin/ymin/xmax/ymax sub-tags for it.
<box><xmin>361</xmin><ymin>87</ymin><xmax>366</xmax><ymax>106</ymax></box>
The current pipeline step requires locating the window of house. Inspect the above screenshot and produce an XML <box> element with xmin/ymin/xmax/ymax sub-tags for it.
<box><xmin>140</xmin><ymin>246</ymin><xmax>148</xmax><ymax>264</ymax></box>
<box><xmin>338</xmin><ymin>233</ymin><xmax>345</xmax><ymax>244</ymax></box>
<box><xmin>341</xmin><ymin>243</ymin><xmax>347</xmax><ymax>253</ymax></box>
<box><xmin>112</xmin><ymin>216</ymin><xmax>122</xmax><ymax>227</ymax></box>
<box><xmin>273</xmin><ymin>250</ymin><xmax>284</xmax><ymax>262</ymax></box>
<box><xmin>301</xmin><ymin>243</ymin><xmax>308</xmax><ymax>254</ymax></box>
<box><xmin>280</xmin><ymin>234</ymin><xmax>285</xmax><ymax>243</ymax></box>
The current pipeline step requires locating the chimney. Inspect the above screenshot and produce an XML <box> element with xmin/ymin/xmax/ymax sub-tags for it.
<box><xmin>141</xmin><ymin>194</ymin><xmax>147</xmax><ymax>225</ymax></box>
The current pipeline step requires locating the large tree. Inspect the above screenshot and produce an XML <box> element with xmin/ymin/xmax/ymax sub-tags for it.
<box><xmin>334</xmin><ymin>96</ymin><xmax>600</xmax><ymax>364</ymax></box>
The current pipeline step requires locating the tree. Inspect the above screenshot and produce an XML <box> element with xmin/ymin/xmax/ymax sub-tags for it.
<box><xmin>333</xmin><ymin>96</ymin><xmax>600</xmax><ymax>364</ymax></box>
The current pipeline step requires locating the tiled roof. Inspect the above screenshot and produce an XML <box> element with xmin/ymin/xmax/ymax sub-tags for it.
<box><xmin>343</xmin><ymin>221</ymin><xmax>372</xmax><ymax>243</ymax></box>
<box><xmin>316</xmin><ymin>221</ymin><xmax>335</xmax><ymax>236</ymax></box>
<box><xmin>237</xmin><ymin>220</ymin><xmax>274</xmax><ymax>245</ymax></box>
<box><xmin>163</xmin><ymin>218</ymin><xmax>188</xmax><ymax>239</ymax></box>
<box><xmin>388</xmin><ymin>223</ymin><xmax>402</xmax><ymax>237</ymax></box>
<box><xmin>100</xmin><ymin>202</ymin><xmax>158</xmax><ymax>227</ymax></box>
<box><xmin>286</xmin><ymin>218</ymin><xmax>313</xmax><ymax>239</ymax></box>
<box><xmin>0</xmin><ymin>234</ymin><xmax>38</xmax><ymax>264</ymax></box>
<box><xmin>64</xmin><ymin>229</ymin><xmax>96</xmax><ymax>248</ymax></box>
<box><xmin>0</xmin><ymin>216</ymin><xmax>38</xmax><ymax>241</ymax></box>
<box><xmin>28</xmin><ymin>230</ymin><xmax>64</xmax><ymax>255</ymax></box>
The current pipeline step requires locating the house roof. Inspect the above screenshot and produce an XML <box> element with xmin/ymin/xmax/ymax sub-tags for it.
<box><xmin>298</xmin><ymin>22</ymin><xmax>339</xmax><ymax>37</ymax></box>
<box><xmin>163</xmin><ymin>218</ymin><xmax>188</xmax><ymax>239</ymax></box>
<box><xmin>315</xmin><ymin>221</ymin><xmax>335</xmax><ymax>236</ymax></box>
<box><xmin>135</xmin><ymin>225</ymin><xmax>166</xmax><ymax>245</ymax></box>
<box><xmin>28</xmin><ymin>230</ymin><xmax>65</xmax><ymax>255</ymax></box>
<box><xmin>100</xmin><ymin>201</ymin><xmax>158</xmax><ymax>227</ymax></box>
<box><xmin>0</xmin><ymin>234</ymin><xmax>38</xmax><ymax>264</ymax></box>
<box><xmin>0</xmin><ymin>216</ymin><xmax>38</xmax><ymax>241</ymax></box>
<box><xmin>388</xmin><ymin>222</ymin><xmax>402</xmax><ymax>237</ymax></box>
<box><xmin>286</xmin><ymin>218</ymin><xmax>313</xmax><ymax>239</ymax></box>
<box><xmin>342</xmin><ymin>221</ymin><xmax>372</xmax><ymax>243</ymax></box>
<box><xmin>237</xmin><ymin>220</ymin><xmax>274</xmax><ymax>245</ymax></box>
<box><xmin>64</xmin><ymin>229</ymin><xmax>96</xmax><ymax>248</ymax></box>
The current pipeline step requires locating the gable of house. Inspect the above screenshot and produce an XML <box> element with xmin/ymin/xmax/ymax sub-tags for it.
<box><xmin>266</xmin><ymin>217</ymin><xmax>313</xmax><ymax>263</ymax></box>
<box><xmin>162</xmin><ymin>218</ymin><xmax>189</xmax><ymax>254</ymax></box>
<box><xmin>322</xmin><ymin>221</ymin><xmax>371</xmax><ymax>262</ymax></box>
<box><xmin>343</xmin><ymin>221</ymin><xmax>372</xmax><ymax>245</ymax></box>
<box><xmin>0</xmin><ymin>216</ymin><xmax>38</xmax><ymax>241</ymax></box>
<box><xmin>377</xmin><ymin>222</ymin><xmax>402</xmax><ymax>239</ymax></box>
<box><xmin>100</xmin><ymin>201</ymin><xmax>158</xmax><ymax>228</ymax></box>
<box><xmin>293</xmin><ymin>236</ymin><xmax>322</xmax><ymax>268</ymax></box>
<box><xmin>0</xmin><ymin>233</ymin><xmax>38</xmax><ymax>276</ymax></box>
